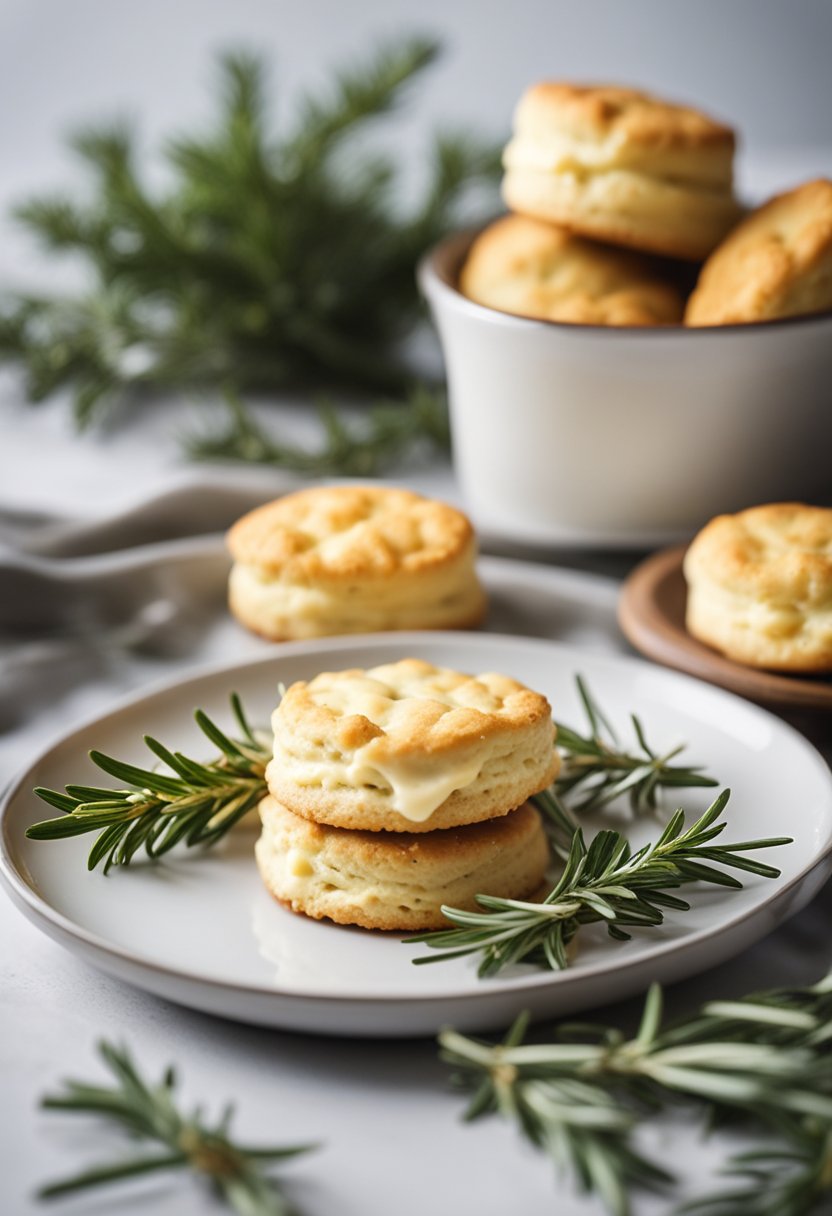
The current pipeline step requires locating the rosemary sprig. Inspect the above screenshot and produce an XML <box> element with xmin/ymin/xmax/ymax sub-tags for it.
<box><xmin>38</xmin><ymin>1040</ymin><xmax>315</xmax><ymax>1215</ymax></box>
<box><xmin>555</xmin><ymin>675</ymin><xmax>718</xmax><ymax>814</ymax></box>
<box><xmin>409</xmin><ymin>791</ymin><xmax>790</xmax><ymax>976</ymax></box>
<box><xmin>440</xmin><ymin>972</ymin><xmax>832</xmax><ymax>1216</ymax></box>
<box><xmin>186</xmin><ymin>383</ymin><xmax>450</xmax><ymax>474</ymax></box>
<box><xmin>26</xmin><ymin>695</ymin><xmax>270</xmax><ymax>873</ymax></box>
<box><xmin>0</xmin><ymin>36</ymin><xmax>500</xmax><ymax>468</ymax></box>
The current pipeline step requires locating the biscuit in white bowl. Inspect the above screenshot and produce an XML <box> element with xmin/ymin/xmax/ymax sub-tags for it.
<box><xmin>686</xmin><ymin>179</ymin><xmax>832</xmax><ymax>325</ymax></box>
<box><xmin>266</xmin><ymin>658</ymin><xmax>559</xmax><ymax>832</ymax></box>
<box><xmin>683</xmin><ymin>503</ymin><xmax>832</xmax><ymax>672</ymax></box>
<box><xmin>227</xmin><ymin>486</ymin><xmax>486</xmax><ymax>640</ymax></box>
<box><xmin>460</xmin><ymin>214</ymin><xmax>683</xmax><ymax>326</ymax></box>
<box><xmin>502</xmin><ymin>82</ymin><xmax>740</xmax><ymax>261</ymax></box>
<box><xmin>255</xmin><ymin>795</ymin><xmax>550</xmax><ymax>931</ymax></box>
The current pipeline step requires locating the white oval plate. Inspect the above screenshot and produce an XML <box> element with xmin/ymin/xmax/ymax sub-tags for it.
<box><xmin>2</xmin><ymin>632</ymin><xmax>831</xmax><ymax>1038</ymax></box>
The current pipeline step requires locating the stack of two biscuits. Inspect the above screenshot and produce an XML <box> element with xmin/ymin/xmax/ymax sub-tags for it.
<box><xmin>255</xmin><ymin>659</ymin><xmax>559</xmax><ymax>931</ymax></box>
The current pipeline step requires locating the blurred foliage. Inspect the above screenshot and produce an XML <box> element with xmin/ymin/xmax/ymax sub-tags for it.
<box><xmin>0</xmin><ymin>37</ymin><xmax>500</xmax><ymax>468</ymax></box>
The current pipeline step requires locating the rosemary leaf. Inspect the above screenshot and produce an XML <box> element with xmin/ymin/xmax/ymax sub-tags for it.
<box><xmin>440</xmin><ymin>972</ymin><xmax>832</xmax><ymax>1216</ymax></box>
<box><xmin>26</xmin><ymin>697</ymin><xmax>271</xmax><ymax>873</ymax></box>
<box><xmin>38</xmin><ymin>1041</ymin><xmax>315</xmax><ymax>1215</ymax></box>
<box><xmin>0</xmin><ymin>37</ymin><xmax>499</xmax><ymax>472</ymax></box>
<box><xmin>409</xmin><ymin>791</ymin><xmax>791</xmax><ymax>977</ymax></box>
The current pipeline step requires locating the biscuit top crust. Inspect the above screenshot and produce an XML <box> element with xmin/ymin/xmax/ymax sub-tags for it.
<box><xmin>684</xmin><ymin>503</ymin><xmax>832</xmax><ymax>609</ymax></box>
<box><xmin>275</xmin><ymin>658</ymin><xmax>554</xmax><ymax>756</ymax></box>
<box><xmin>686</xmin><ymin>179</ymin><xmax>832</xmax><ymax>325</ymax></box>
<box><xmin>227</xmin><ymin>486</ymin><xmax>475</xmax><ymax>580</ymax></box>
<box><xmin>460</xmin><ymin>214</ymin><xmax>682</xmax><ymax>326</ymax></box>
<box><xmin>505</xmin><ymin>82</ymin><xmax>735</xmax><ymax>189</ymax></box>
<box><xmin>515</xmin><ymin>83</ymin><xmax>735</xmax><ymax>150</ymax></box>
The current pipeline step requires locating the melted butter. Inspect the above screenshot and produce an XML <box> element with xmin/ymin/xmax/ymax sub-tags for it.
<box><xmin>287</xmin><ymin>847</ymin><xmax>316</xmax><ymax>878</ymax></box>
<box><xmin>347</xmin><ymin>743</ymin><xmax>483</xmax><ymax>823</ymax></box>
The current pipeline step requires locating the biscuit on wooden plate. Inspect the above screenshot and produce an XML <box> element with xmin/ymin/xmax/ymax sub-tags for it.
<box><xmin>255</xmin><ymin>795</ymin><xmax>550</xmax><ymax>931</ymax></box>
<box><xmin>686</xmin><ymin>179</ymin><xmax>832</xmax><ymax>325</ymax></box>
<box><xmin>683</xmin><ymin>503</ymin><xmax>832</xmax><ymax>672</ymax></box>
<box><xmin>227</xmin><ymin>485</ymin><xmax>486</xmax><ymax>640</ymax></box>
<box><xmin>460</xmin><ymin>214</ymin><xmax>683</xmax><ymax>326</ymax></box>
<box><xmin>502</xmin><ymin>82</ymin><xmax>740</xmax><ymax>261</ymax></box>
<box><xmin>266</xmin><ymin>658</ymin><xmax>559</xmax><ymax>833</ymax></box>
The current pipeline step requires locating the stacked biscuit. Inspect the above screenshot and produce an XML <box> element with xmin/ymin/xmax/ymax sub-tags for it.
<box><xmin>461</xmin><ymin>82</ymin><xmax>832</xmax><ymax>327</ymax></box>
<box><xmin>255</xmin><ymin>658</ymin><xmax>559</xmax><ymax>930</ymax></box>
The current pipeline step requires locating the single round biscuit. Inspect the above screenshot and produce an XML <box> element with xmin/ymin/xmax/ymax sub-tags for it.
<box><xmin>502</xmin><ymin>82</ymin><xmax>740</xmax><ymax>261</ymax></box>
<box><xmin>266</xmin><ymin>658</ymin><xmax>560</xmax><ymax>832</ymax></box>
<box><xmin>227</xmin><ymin>486</ymin><xmax>487</xmax><ymax>640</ymax></box>
<box><xmin>255</xmin><ymin>795</ymin><xmax>550</xmax><ymax>931</ymax></box>
<box><xmin>459</xmin><ymin>213</ymin><xmax>683</xmax><ymax>326</ymax></box>
<box><xmin>683</xmin><ymin>503</ymin><xmax>832</xmax><ymax>672</ymax></box>
<box><xmin>685</xmin><ymin>179</ymin><xmax>832</xmax><ymax>325</ymax></box>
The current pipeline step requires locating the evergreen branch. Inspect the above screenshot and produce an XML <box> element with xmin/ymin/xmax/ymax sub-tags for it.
<box><xmin>38</xmin><ymin>1040</ymin><xmax>316</xmax><ymax>1215</ymax></box>
<box><xmin>25</xmin><ymin>697</ymin><xmax>271</xmax><ymax>873</ymax></box>
<box><xmin>440</xmin><ymin>972</ymin><xmax>832</xmax><ymax>1216</ymax></box>
<box><xmin>554</xmin><ymin>675</ymin><xmax>719</xmax><ymax>815</ymax></box>
<box><xmin>409</xmin><ymin>791</ymin><xmax>790</xmax><ymax>976</ymax></box>
<box><xmin>186</xmin><ymin>384</ymin><xmax>450</xmax><ymax>474</ymax></box>
<box><xmin>0</xmin><ymin>36</ymin><xmax>500</xmax><ymax>468</ymax></box>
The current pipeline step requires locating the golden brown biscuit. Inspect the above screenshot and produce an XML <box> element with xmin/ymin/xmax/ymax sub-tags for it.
<box><xmin>266</xmin><ymin>658</ymin><xmax>559</xmax><ymax>832</ymax></box>
<box><xmin>227</xmin><ymin>486</ymin><xmax>487</xmax><ymax>640</ymax></box>
<box><xmin>685</xmin><ymin>179</ymin><xmax>832</xmax><ymax>325</ymax></box>
<box><xmin>502</xmin><ymin>82</ymin><xmax>740</xmax><ymax>261</ymax></box>
<box><xmin>459</xmin><ymin>214</ymin><xmax>683</xmax><ymax>325</ymax></box>
<box><xmin>683</xmin><ymin>503</ymin><xmax>832</xmax><ymax>672</ymax></box>
<box><xmin>255</xmin><ymin>795</ymin><xmax>550</xmax><ymax>931</ymax></box>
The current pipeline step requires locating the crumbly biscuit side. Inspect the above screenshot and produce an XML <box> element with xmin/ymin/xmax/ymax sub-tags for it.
<box><xmin>228</xmin><ymin>538</ymin><xmax>486</xmax><ymax>639</ymax></box>
<box><xmin>503</xmin><ymin>165</ymin><xmax>741</xmax><ymax>261</ymax></box>
<box><xmin>255</xmin><ymin>797</ymin><xmax>551</xmax><ymax>931</ymax></box>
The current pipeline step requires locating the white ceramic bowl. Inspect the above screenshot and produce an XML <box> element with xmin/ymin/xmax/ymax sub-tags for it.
<box><xmin>419</xmin><ymin>230</ymin><xmax>832</xmax><ymax>549</ymax></box>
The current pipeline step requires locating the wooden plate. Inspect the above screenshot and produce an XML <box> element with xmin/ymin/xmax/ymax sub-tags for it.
<box><xmin>619</xmin><ymin>545</ymin><xmax>832</xmax><ymax>711</ymax></box>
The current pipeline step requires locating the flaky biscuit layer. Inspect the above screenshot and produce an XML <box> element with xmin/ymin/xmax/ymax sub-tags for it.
<box><xmin>503</xmin><ymin>165</ymin><xmax>740</xmax><ymax>262</ymax></box>
<box><xmin>460</xmin><ymin>214</ymin><xmax>682</xmax><ymax>326</ymax></box>
<box><xmin>683</xmin><ymin>503</ymin><xmax>832</xmax><ymax>672</ymax></box>
<box><xmin>255</xmin><ymin>795</ymin><xmax>550</xmax><ymax>931</ymax></box>
<box><xmin>686</xmin><ymin>179</ymin><xmax>832</xmax><ymax>325</ymax></box>
<box><xmin>267</xmin><ymin>658</ymin><xmax>559</xmax><ymax>831</ymax></box>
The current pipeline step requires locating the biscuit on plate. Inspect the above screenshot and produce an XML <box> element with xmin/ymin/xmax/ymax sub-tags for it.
<box><xmin>502</xmin><ymin>83</ymin><xmax>740</xmax><ymax>261</ymax></box>
<box><xmin>266</xmin><ymin>658</ymin><xmax>559</xmax><ymax>833</ymax></box>
<box><xmin>255</xmin><ymin>795</ymin><xmax>550</xmax><ymax>931</ymax></box>
<box><xmin>683</xmin><ymin>503</ymin><xmax>832</xmax><ymax>672</ymax></box>
<box><xmin>227</xmin><ymin>485</ymin><xmax>487</xmax><ymax>640</ymax></box>
<box><xmin>685</xmin><ymin>179</ymin><xmax>832</xmax><ymax>325</ymax></box>
<box><xmin>459</xmin><ymin>213</ymin><xmax>683</xmax><ymax>326</ymax></box>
